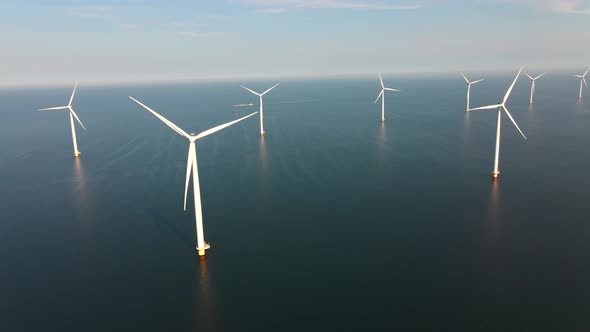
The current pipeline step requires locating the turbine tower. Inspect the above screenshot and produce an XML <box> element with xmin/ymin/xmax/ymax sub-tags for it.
<box><xmin>129</xmin><ymin>96</ymin><xmax>257</xmax><ymax>256</ymax></box>
<box><xmin>525</xmin><ymin>73</ymin><xmax>545</xmax><ymax>105</ymax></box>
<box><xmin>374</xmin><ymin>73</ymin><xmax>400</xmax><ymax>122</ymax></box>
<box><xmin>574</xmin><ymin>67</ymin><xmax>590</xmax><ymax>100</ymax></box>
<box><xmin>240</xmin><ymin>83</ymin><xmax>279</xmax><ymax>136</ymax></box>
<box><xmin>38</xmin><ymin>82</ymin><xmax>86</xmax><ymax>157</ymax></box>
<box><xmin>469</xmin><ymin>66</ymin><xmax>527</xmax><ymax>180</ymax></box>
<box><xmin>461</xmin><ymin>73</ymin><xmax>484</xmax><ymax>112</ymax></box>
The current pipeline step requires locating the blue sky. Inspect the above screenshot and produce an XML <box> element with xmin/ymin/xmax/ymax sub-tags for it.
<box><xmin>1</xmin><ymin>0</ymin><xmax>589</xmax><ymax>86</ymax></box>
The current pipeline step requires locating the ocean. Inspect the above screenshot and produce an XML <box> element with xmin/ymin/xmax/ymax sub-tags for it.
<box><xmin>1</xmin><ymin>73</ymin><xmax>590</xmax><ymax>331</ymax></box>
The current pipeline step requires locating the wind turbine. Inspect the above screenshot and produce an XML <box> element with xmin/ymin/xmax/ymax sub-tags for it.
<box><xmin>374</xmin><ymin>73</ymin><xmax>400</xmax><ymax>122</ymax></box>
<box><xmin>469</xmin><ymin>66</ymin><xmax>527</xmax><ymax>180</ymax></box>
<box><xmin>525</xmin><ymin>72</ymin><xmax>545</xmax><ymax>105</ymax></box>
<box><xmin>129</xmin><ymin>96</ymin><xmax>257</xmax><ymax>256</ymax></box>
<box><xmin>461</xmin><ymin>73</ymin><xmax>484</xmax><ymax>112</ymax></box>
<box><xmin>574</xmin><ymin>67</ymin><xmax>590</xmax><ymax>100</ymax></box>
<box><xmin>240</xmin><ymin>83</ymin><xmax>279</xmax><ymax>136</ymax></box>
<box><xmin>38</xmin><ymin>82</ymin><xmax>86</xmax><ymax>157</ymax></box>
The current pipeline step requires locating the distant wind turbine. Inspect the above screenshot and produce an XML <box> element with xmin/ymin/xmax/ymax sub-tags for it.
<box><xmin>469</xmin><ymin>66</ymin><xmax>527</xmax><ymax>180</ymax></box>
<box><xmin>574</xmin><ymin>67</ymin><xmax>590</xmax><ymax>100</ymax></box>
<box><xmin>525</xmin><ymin>73</ymin><xmax>545</xmax><ymax>105</ymax></box>
<box><xmin>240</xmin><ymin>83</ymin><xmax>279</xmax><ymax>136</ymax></box>
<box><xmin>374</xmin><ymin>73</ymin><xmax>400</xmax><ymax>122</ymax></box>
<box><xmin>129</xmin><ymin>96</ymin><xmax>257</xmax><ymax>256</ymax></box>
<box><xmin>38</xmin><ymin>82</ymin><xmax>86</xmax><ymax>157</ymax></box>
<box><xmin>460</xmin><ymin>73</ymin><xmax>484</xmax><ymax>112</ymax></box>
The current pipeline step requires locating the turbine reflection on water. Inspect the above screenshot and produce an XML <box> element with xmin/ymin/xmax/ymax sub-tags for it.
<box><xmin>193</xmin><ymin>257</ymin><xmax>218</xmax><ymax>331</ymax></box>
<box><xmin>462</xmin><ymin>112</ymin><xmax>473</xmax><ymax>162</ymax></box>
<box><xmin>486</xmin><ymin>181</ymin><xmax>502</xmax><ymax>243</ymax></box>
<box><xmin>376</xmin><ymin>122</ymin><xmax>387</xmax><ymax>172</ymax></box>
<box><xmin>257</xmin><ymin>137</ymin><xmax>270</xmax><ymax>196</ymax></box>
<box><xmin>72</xmin><ymin>158</ymin><xmax>96</xmax><ymax>234</ymax></box>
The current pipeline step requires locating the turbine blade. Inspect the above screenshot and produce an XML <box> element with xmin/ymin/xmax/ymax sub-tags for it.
<box><xmin>129</xmin><ymin>96</ymin><xmax>189</xmax><ymax>138</ymax></box>
<box><xmin>196</xmin><ymin>112</ymin><xmax>258</xmax><ymax>140</ymax></box>
<box><xmin>503</xmin><ymin>106</ymin><xmax>527</xmax><ymax>140</ymax></box>
<box><xmin>460</xmin><ymin>73</ymin><xmax>469</xmax><ymax>84</ymax></box>
<box><xmin>183</xmin><ymin>146</ymin><xmax>194</xmax><ymax>211</ymax></box>
<box><xmin>378</xmin><ymin>73</ymin><xmax>384</xmax><ymax>88</ymax></box>
<box><xmin>69</xmin><ymin>107</ymin><xmax>86</xmax><ymax>131</ymax></box>
<box><xmin>584</xmin><ymin>77</ymin><xmax>588</xmax><ymax>88</ymax></box>
<box><xmin>502</xmin><ymin>66</ymin><xmax>523</xmax><ymax>104</ymax></box>
<box><xmin>374</xmin><ymin>89</ymin><xmax>384</xmax><ymax>104</ymax></box>
<box><xmin>574</xmin><ymin>75</ymin><xmax>583</xmax><ymax>78</ymax></box>
<box><xmin>584</xmin><ymin>67</ymin><xmax>590</xmax><ymax>77</ymax></box>
<box><xmin>240</xmin><ymin>85</ymin><xmax>261</xmax><ymax>96</ymax></box>
<box><xmin>471</xmin><ymin>79</ymin><xmax>484</xmax><ymax>84</ymax></box>
<box><xmin>469</xmin><ymin>104</ymin><xmax>500</xmax><ymax>111</ymax></box>
<box><xmin>535</xmin><ymin>73</ymin><xmax>545</xmax><ymax>80</ymax></box>
<box><xmin>37</xmin><ymin>106</ymin><xmax>69</xmax><ymax>111</ymax></box>
<box><xmin>261</xmin><ymin>83</ymin><xmax>280</xmax><ymax>96</ymax></box>
<box><xmin>525</xmin><ymin>73</ymin><xmax>533</xmax><ymax>80</ymax></box>
<box><xmin>384</xmin><ymin>88</ymin><xmax>399</xmax><ymax>92</ymax></box>
<box><xmin>68</xmin><ymin>82</ymin><xmax>78</xmax><ymax>106</ymax></box>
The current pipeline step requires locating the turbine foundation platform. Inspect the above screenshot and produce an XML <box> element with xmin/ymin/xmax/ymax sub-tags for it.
<box><xmin>492</xmin><ymin>172</ymin><xmax>499</xmax><ymax>181</ymax></box>
<box><xmin>260</xmin><ymin>132</ymin><xmax>265</xmax><ymax>136</ymax></box>
<box><xmin>381</xmin><ymin>118</ymin><xmax>385</xmax><ymax>123</ymax></box>
<box><xmin>74</xmin><ymin>152</ymin><xmax>80</xmax><ymax>157</ymax></box>
<box><xmin>196</xmin><ymin>243</ymin><xmax>211</xmax><ymax>256</ymax></box>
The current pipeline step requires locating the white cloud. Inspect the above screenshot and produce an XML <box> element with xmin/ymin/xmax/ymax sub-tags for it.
<box><xmin>68</xmin><ymin>5</ymin><xmax>113</xmax><ymax>19</ymax></box>
<box><xmin>169</xmin><ymin>15</ymin><xmax>226</xmax><ymax>28</ymax></box>
<box><xmin>551</xmin><ymin>0</ymin><xmax>590</xmax><ymax>14</ymax></box>
<box><xmin>170</xmin><ymin>21</ymin><xmax>207</xmax><ymax>28</ymax></box>
<box><xmin>256</xmin><ymin>8</ymin><xmax>289</xmax><ymax>13</ymax></box>
<box><xmin>243</xmin><ymin>0</ymin><xmax>422</xmax><ymax>10</ymax></box>
<box><xmin>176</xmin><ymin>31</ymin><xmax>226</xmax><ymax>37</ymax></box>
<box><xmin>492</xmin><ymin>0</ymin><xmax>590</xmax><ymax>14</ymax></box>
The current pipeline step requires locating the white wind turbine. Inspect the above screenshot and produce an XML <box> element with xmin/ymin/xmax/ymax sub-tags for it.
<box><xmin>38</xmin><ymin>82</ymin><xmax>86</xmax><ymax>157</ymax></box>
<box><xmin>469</xmin><ymin>66</ymin><xmax>527</xmax><ymax>180</ymax></box>
<box><xmin>574</xmin><ymin>67</ymin><xmax>590</xmax><ymax>100</ymax></box>
<box><xmin>525</xmin><ymin>72</ymin><xmax>545</xmax><ymax>105</ymax></box>
<box><xmin>240</xmin><ymin>83</ymin><xmax>279</xmax><ymax>136</ymax></box>
<box><xmin>374</xmin><ymin>73</ymin><xmax>400</xmax><ymax>122</ymax></box>
<box><xmin>129</xmin><ymin>96</ymin><xmax>257</xmax><ymax>256</ymax></box>
<box><xmin>461</xmin><ymin>73</ymin><xmax>484</xmax><ymax>112</ymax></box>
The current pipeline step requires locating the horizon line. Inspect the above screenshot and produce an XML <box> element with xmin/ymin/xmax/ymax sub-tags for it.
<box><xmin>0</xmin><ymin>66</ymin><xmax>586</xmax><ymax>89</ymax></box>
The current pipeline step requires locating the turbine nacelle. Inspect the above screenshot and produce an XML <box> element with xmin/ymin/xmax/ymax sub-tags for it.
<box><xmin>37</xmin><ymin>82</ymin><xmax>86</xmax><ymax>130</ymax></box>
<box><xmin>37</xmin><ymin>82</ymin><xmax>85</xmax><ymax>157</ymax></box>
<box><xmin>469</xmin><ymin>66</ymin><xmax>526</xmax><ymax>140</ymax></box>
<box><xmin>461</xmin><ymin>73</ymin><xmax>484</xmax><ymax>86</ymax></box>
<box><xmin>240</xmin><ymin>83</ymin><xmax>279</xmax><ymax>136</ymax></box>
<box><xmin>374</xmin><ymin>73</ymin><xmax>400</xmax><ymax>104</ymax></box>
<box><xmin>526</xmin><ymin>73</ymin><xmax>545</xmax><ymax>81</ymax></box>
<box><xmin>467</xmin><ymin>66</ymin><xmax>526</xmax><ymax>178</ymax></box>
<box><xmin>240</xmin><ymin>83</ymin><xmax>280</xmax><ymax>97</ymax></box>
<box><xmin>574</xmin><ymin>67</ymin><xmax>589</xmax><ymax>87</ymax></box>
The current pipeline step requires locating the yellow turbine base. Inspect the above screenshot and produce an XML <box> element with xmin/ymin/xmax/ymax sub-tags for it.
<box><xmin>74</xmin><ymin>153</ymin><xmax>80</xmax><ymax>157</ymax></box>
<box><xmin>196</xmin><ymin>243</ymin><xmax>211</xmax><ymax>256</ymax></box>
<box><xmin>260</xmin><ymin>132</ymin><xmax>265</xmax><ymax>136</ymax></box>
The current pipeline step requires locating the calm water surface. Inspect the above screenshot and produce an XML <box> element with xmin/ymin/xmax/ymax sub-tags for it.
<box><xmin>1</xmin><ymin>74</ymin><xmax>590</xmax><ymax>331</ymax></box>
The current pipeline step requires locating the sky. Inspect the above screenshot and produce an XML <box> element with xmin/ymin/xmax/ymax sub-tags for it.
<box><xmin>0</xmin><ymin>0</ymin><xmax>589</xmax><ymax>86</ymax></box>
